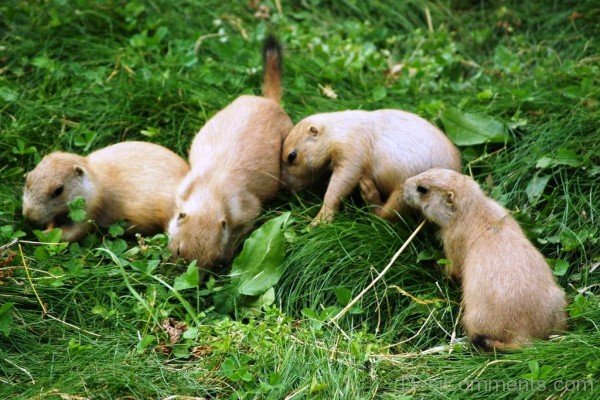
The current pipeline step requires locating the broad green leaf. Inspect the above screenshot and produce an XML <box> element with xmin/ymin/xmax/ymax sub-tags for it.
<box><xmin>244</xmin><ymin>287</ymin><xmax>275</xmax><ymax>310</ymax></box>
<box><xmin>301</xmin><ymin>308</ymin><xmax>321</xmax><ymax>321</ymax></box>
<box><xmin>136</xmin><ymin>335</ymin><xmax>155</xmax><ymax>354</ymax></box>
<box><xmin>182</xmin><ymin>327</ymin><xmax>199</xmax><ymax>340</ymax></box>
<box><xmin>549</xmin><ymin>259</ymin><xmax>569</xmax><ymax>276</ymax></box>
<box><xmin>154</xmin><ymin>26</ymin><xmax>168</xmax><ymax>42</ymax></box>
<box><xmin>0</xmin><ymin>87</ymin><xmax>18</xmax><ymax>103</ymax></box>
<box><xmin>529</xmin><ymin>360</ymin><xmax>540</xmax><ymax>376</ymax></box>
<box><xmin>34</xmin><ymin>246</ymin><xmax>50</xmax><ymax>261</ymax></box>
<box><xmin>106</xmin><ymin>238</ymin><xmax>127</xmax><ymax>255</ymax></box>
<box><xmin>521</xmin><ymin>360</ymin><xmax>540</xmax><ymax>380</ymax></box>
<box><xmin>173</xmin><ymin>261</ymin><xmax>199</xmax><ymax>290</ymax></box>
<box><xmin>538</xmin><ymin>365</ymin><xmax>553</xmax><ymax>379</ymax></box>
<box><xmin>476</xmin><ymin>88</ymin><xmax>493</xmax><ymax>100</ymax></box>
<box><xmin>0</xmin><ymin>302</ymin><xmax>14</xmax><ymax>336</ymax></box>
<box><xmin>440</xmin><ymin>108</ymin><xmax>508</xmax><ymax>146</ymax></box>
<box><xmin>230</xmin><ymin>212</ymin><xmax>292</xmax><ymax>296</ymax></box>
<box><xmin>494</xmin><ymin>45</ymin><xmax>521</xmax><ymax>74</ymax></box>
<box><xmin>416</xmin><ymin>249</ymin><xmax>437</xmax><ymax>262</ymax></box>
<box><xmin>560</xmin><ymin>230</ymin><xmax>582</xmax><ymax>251</ymax></box>
<box><xmin>69</xmin><ymin>209</ymin><xmax>87</xmax><ymax>223</ymax></box>
<box><xmin>68</xmin><ymin>196</ymin><xmax>87</xmax><ymax>223</ymax></box>
<box><xmin>372</xmin><ymin>86</ymin><xmax>387</xmax><ymax>101</ymax></box>
<box><xmin>310</xmin><ymin>376</ymin><xmax>328</xmax><ymax>394</ymax></box>
<box><xmin>536</xmin><ymin>148</ymin><xmax>582</xmax><ymax>169</ymax></box>
<box><xmin>68</xmin><ymin>338</ymin><xmax>93</xmax><ymax>352</ymax></box>
<box><xmin>34</xmin><ymin>228</ymin><xmax>63</xmax><ymax>243</ymax></box>
<box><xmin>92</xmin><ymin>305</ymin><xmax>108</xmax><ymax>317</ymax></box>
<box><xmin>220</xmin><ymin>356</ymin><xmax>242</xmax><ymax>381</ymax></box>
<box><xmin>525</xmin><ymin>175</ymin><xmax>551</xmax><ymax>204</ymax></box>
<box><xmin>334</xmin><ymin>287</ymin><xmax>352</xmax><ymax>306</ymax></box>
<box><xmin>31</xmin><ymin>56</ymin><xmax>53</xmax><ymax>69</ymax></box>
<box><xmin>108</xmin><ymin>221</ymin><xmax>126</xmax><ymax>237</ymax></box>
<box><xmin>172</xmin><ymin>344</ymin><xmax>189</xmax><ymax>358</ymax></box>
<box><xmin>140</xmin><ymin>127</ymin><xmax>160</xmax><ymax>137</ymax></box>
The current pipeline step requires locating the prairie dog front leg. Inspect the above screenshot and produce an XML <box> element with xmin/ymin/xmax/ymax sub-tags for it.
<box><xmin>59</xmin><ymin>222</ymin><xmax>91</xmax><ymax>242</ymax></box>
<box><xmin>359</xmin><ymin>177</ymin><xmax>383</xmax><ymax>206</ymax></box>
<box><xmin>359</xmin><ymin>177</ymin><xmax>405</xmax><ymax>221</ymax></box>
<box><xmin>312</xmin><ymin>162</ymin><xmax>362</xmax><ymax>226</ymax></box>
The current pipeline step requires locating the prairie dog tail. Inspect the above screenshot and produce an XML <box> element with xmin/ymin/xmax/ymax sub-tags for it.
<box><xmin>471</xmin><ymin>335</ymin><xmax>525</xmax><ymax>352</ymax></box>
<box><xmin>262</xmin><ymin>35</ymin><xmax>283</xmax><ymax>103</ymax></box>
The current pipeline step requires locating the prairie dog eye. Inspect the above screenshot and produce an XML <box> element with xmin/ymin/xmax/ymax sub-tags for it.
<box><xmin>287</xmin><ymin>150</ymin><xmax>297</xmax><ymax>164</ymax></box>
<box><xmin>416</xmin><ymin>186</ymin><xmax>429</xmax><ymax>195</ymax></box>
<box><xmin>178</xmin><ymin>212</ymin><xmax>187</xmax><ymax>220</ymax></box>
<box><xmin>53</xmin><ymin>185</ymin><xmax>64</xmax><ymax>198</ymax></box>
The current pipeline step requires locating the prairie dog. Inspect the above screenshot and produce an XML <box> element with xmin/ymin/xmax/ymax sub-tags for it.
<box><xmin>281</xmin><ymin>110</ymin><xmax>461</xmax><ymax>225</ymax></box>
<box><xmin>23</xmin><ymin>141</ymin><xmax>189</xmax><ymax>242</ymax></box>
<box><xmin>403</xmin><ymin>168</ymin><xmax>567</xmax><ymax>350</ymax></box>
<box><xmin>167</xmin><ymin>36</ymin><xmax>293</xmax><ymax>269</ymax></box>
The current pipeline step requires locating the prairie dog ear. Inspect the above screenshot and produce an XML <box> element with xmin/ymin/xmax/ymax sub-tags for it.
<box><xmin>309</xmin><ymin>125</ymin><xmax>319</xmax><ymax>137</ymax></box>
<box><xmin>228</xmin><ymin>192</ymin><xmax>261</xmax><ymax>227</ymax></box>
<box><xmin>446</xmin><ymin>191</ymin><xmax>455</xmax><ymax>205</ymax></box>
<box><xmin>74</xmin><ymin>165</ymin><xmax>85</xmax><ymax>176</ymax></box>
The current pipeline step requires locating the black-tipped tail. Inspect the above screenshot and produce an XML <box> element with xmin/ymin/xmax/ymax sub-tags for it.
<box><xmin>471</xmin><ymin>335</ymin><xmax>492</xmax><ymax>349</ymax></box>
<box><xmin>262</xmin><ymin>35</ymin><xmax>283</xmax><ymax>103</ymax></box>
<box><xmin>471</xmin><ymin>335</ymin><xmax>522</xmax><ymax>352</ymax></box>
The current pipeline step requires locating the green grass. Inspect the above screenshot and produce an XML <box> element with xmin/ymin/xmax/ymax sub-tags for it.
<box><xmin>1</xmin><ymin>0</ymin><xmax>599</xmax><ymax>398</ymax></box>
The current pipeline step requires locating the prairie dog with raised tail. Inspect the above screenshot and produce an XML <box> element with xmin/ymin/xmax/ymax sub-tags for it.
<box><xmin>23</xmin><ymin>141</ymin><xmax>189</xmax><ymax>242</ymax></box>
<box><xmin>281</xmin><ymin>110</ymin><xmax>461</xmax><ymax>225</ymax></box>
<box><xmin>168</xmin><ymin>35</ymin><xmax>293</xmax><ymax>270</ymax></box>
<box><xmin>403</xmin><ymin>168</ymin><xmax>567</xmax><ymax>351</ymax></box>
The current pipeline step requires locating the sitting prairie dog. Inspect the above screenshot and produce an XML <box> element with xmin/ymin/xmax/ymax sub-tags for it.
<box><xmin>403</xmin><ymin>168</ymin><xmax>567</xmax><ymax>351</ymax></box>
<box><xmin>23</xmin><ymin>141</ymin><xmax>189</xmax><ymax>242</ymax></box>
<box><xmin>281</xmin><ymin>109</ymin><xmax>461</xmax><ymax>225</ymax></box>
<box><xmin>167</xmin><ymin>36</ymin><xmax>293</xmax><ymax>269</ymax></box>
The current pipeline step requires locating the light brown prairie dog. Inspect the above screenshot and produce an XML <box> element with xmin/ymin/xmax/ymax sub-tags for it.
<box><xmin>23</xmin><ymin>141</ymin><xmax>189</xmax><ymax>242</ymax></box>
<box><xmin>403</xmin><ymin>168</ymin><xmax>567</xmax><ymax>351</ymax></box>
<box><xmin>167</xmin><ymin>36</ymin><xmax>293</xmax><ymax>269</ymax></box>
<box><xmin>281</xmin><ymin>110</ymin><xmax>461</xmax><ymax>225</ymax></box>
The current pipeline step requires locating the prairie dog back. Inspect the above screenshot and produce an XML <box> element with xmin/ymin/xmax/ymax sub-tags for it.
<box><xmin>281</xmin><ymin>109</ymin><xmax>461</xmax><ymax>224</ymax></box>
<box><xmin>168</xmin><ymin>35</ymin><xmax>293</xmax><ymax>270</ymax></box>
<box><xmin>23</xmin><ymin>141</ymin><xmax>189</xmax><ymax>241</ymax></box>
<box><xmin>367</xmin><ymin>110</ymin><xmax>460</xmax><ymax>182</ymax></box>
<box><xmin>189</xmin><ymin>95</ymin><xmax>291</xmax><ymax>195</ymax></box>
<box><xmin>88</xmin><ymin>142</ymin><xmax>190</xmax><ymax>230</ymax></box>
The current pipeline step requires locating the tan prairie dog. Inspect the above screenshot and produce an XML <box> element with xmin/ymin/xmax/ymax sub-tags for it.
<box><xmin>23</xmin><ymin>141</ymin><xmax>189</xmax><ymax>242</ymax></box>
<box><xmin>281</xmin><ymin>110</ymin><xmax>461</xmax><ymax>226</ymax></box>
<box><xmin>403</xmin><ymin>168</ymin><xmax>567</xmax><ymax>351</ymax></box>
<box><xmin>167</xmin><ymin>36</ymin><xmax>293</xmax><ymax>269</ymax></box>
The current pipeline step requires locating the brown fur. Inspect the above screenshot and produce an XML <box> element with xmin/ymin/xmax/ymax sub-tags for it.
<box><xmin>23</xmin><ymin>141</ymin><xmax>189</xmax><ymax>242</ymax></box>
<box><xmin>403</xmin><ymin>168</ymin><xmax>567</xmax><ymax>350</ymax></box>
<box><xmin>168</xmin><ymin>36</ymin><xmax>293</xmax><ymax>270</ymax></box>
<box><xmin>281</xmin><ymin>110</ymin><xmax>461</xmax><ymax>226</ymax></box>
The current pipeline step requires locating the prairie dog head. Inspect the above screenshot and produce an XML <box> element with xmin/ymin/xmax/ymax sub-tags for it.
<box><xmin>23</xmin><ymin>152</ymin><xmax>94</xmax><ymax>228</ymax></box>
<box><xmin>168</xmin><ymin>178</ymin><xmax>257</xmax><ymax>270</ymax></box>
<box><xmin>281</xmin><ymin>115</ymin><xmax>331</xmax><ymax>191</ymax></box>
<box><xmin>403</xmin><ymin>168</ymin><xmax>479</xmax><ymax>228</ymax></box>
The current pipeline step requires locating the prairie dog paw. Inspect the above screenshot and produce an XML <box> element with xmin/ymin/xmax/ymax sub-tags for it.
<box><xmin>311</xmin><ymin>207</ymin><xmax>334</xmax><ymax>227</ymax></box>
<box><xmin>359</xmin><ymin>177</ymin><xmax>383</xmax><ymax>206</ymax></box>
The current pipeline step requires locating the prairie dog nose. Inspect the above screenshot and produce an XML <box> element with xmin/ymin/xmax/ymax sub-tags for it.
<box><xmin>22</xmin><ymin>201</ymin><xmax>33</xmax><ymax>220</ymax></box>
